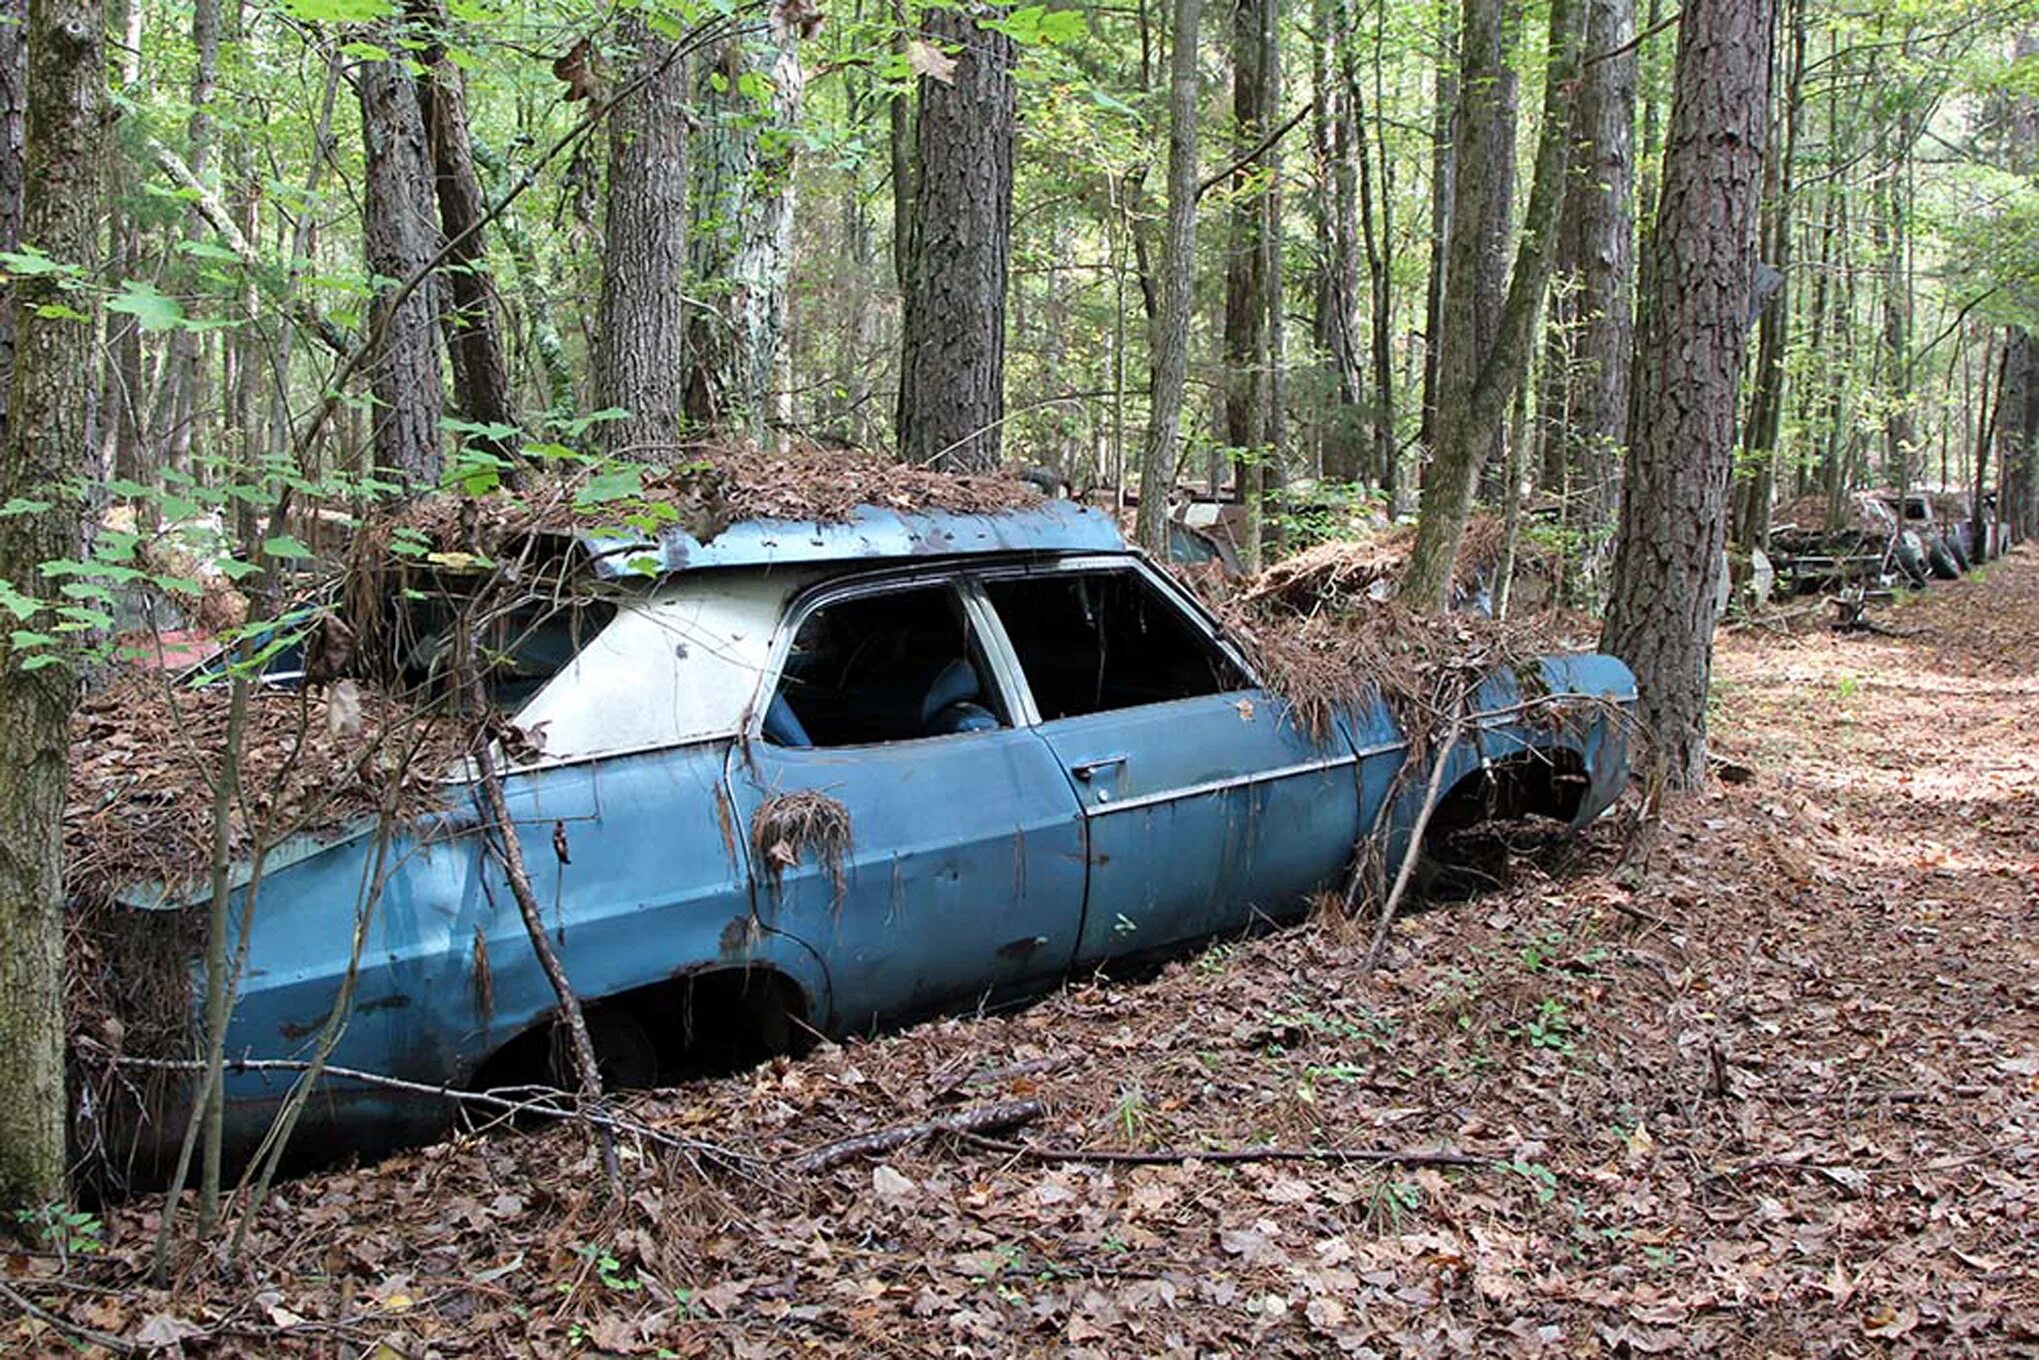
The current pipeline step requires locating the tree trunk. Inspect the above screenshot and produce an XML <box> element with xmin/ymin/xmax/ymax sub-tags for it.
<box><xmin>357</xmin><ymin>52</ymin><xmax>446</xmax><ymax>485</ymax></box>
<box><xmin>0</xmin><ymin>0</ymin><xmax>102</xmax><ymax>1214</ymax></box>
<box><xmin>1135</xmin><ymin>0</ymin><xmax>1204</xmax><ymax>553</ymax></box>
<box><xmin>409</xmin><ymin>0</ymin><xmax>517</xmax><ymax>465</ymax></box>
<box><xmin>0</xmin><ymin>0</ymin><xmax>24</xmax><ymax>449</ymax></box>
<box><xmin>1545</xmin><ymin>0</ymin><xmax>1636</xmax><ymax>550</ymax></box>
<box><xmin>594</xmin><ymin>20</ymin><xmax>687</xmax><ymax>462</ymax></box>
<box><xmin>1402</xmin><ymin>0</ymin><xmax>1586</xmax><ymax>609</ymax></box>
<box><xmin>1732</xmin><ymin>0</ymin><xmax>1801</xmax><ymax>553</ymax></box>
<box><xmin>1601</xmin><ymin>0</ymin><xmax>1776</xmax><ymax>791</ymax></box>
<box><xmin>685</xmin><ymin>9</ymin><xmax>806</xmax><ymax>437</ymax></box>
<box><xmin>1312</xmin><ymin>0</ymin><xmax>1364</xmax><ymax>484</ymax></box>
<box><xmin>1222</xmin><ymin>0</ymin><xmax>1270</xmax><ymax>462</ymax></box>
<box><xmin>1419</xmin><ymin>6</ymin><xmax>1457</xmax><ymax>457</ymax></box>
<box><xmin>898</xmin><ymin>4</ymin><xmax>1015</xmax><ymax>472</ymax></box>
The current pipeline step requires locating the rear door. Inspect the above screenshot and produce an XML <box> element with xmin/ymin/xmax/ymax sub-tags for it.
<box><xmin>726</xmin><ymin>575</ymin><xmax>1089</xmax><ymax>1030</ymax></box>
<box><xmin>972</xmin><ymin>560</ymin><xmax>1362</xmax><ymax>968</ymax></box>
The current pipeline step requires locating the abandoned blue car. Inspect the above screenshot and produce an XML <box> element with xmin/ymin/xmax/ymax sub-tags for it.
<box><xmin>109</xmin><ymin>499</ymin><xmax>1633</xmax><ymax>1172</ymax></box>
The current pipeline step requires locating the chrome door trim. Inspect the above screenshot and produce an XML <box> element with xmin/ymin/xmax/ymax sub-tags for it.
<box><xmin>1078</xmin><ymin>749</ymin><xmax>1359</xmax><ymax>817</ymax></box>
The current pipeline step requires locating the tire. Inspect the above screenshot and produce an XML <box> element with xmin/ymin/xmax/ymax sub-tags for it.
<box><xmin>1925</xmin><ymin>532</ymin><xmax>1960</xmax><ymax>580</ymax></box>
<box><xmin>570</xmin><ymin>1009</ymin><xmax>660</xmax><ymax>1090</ymax></box>
<box><xmin>1892</xmin><ymin>531</ymin><xmax>1931</xmax><ymax>586</ymax></box>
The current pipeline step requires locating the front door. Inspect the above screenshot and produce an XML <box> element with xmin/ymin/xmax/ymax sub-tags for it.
<box><xmin>973</xmin><ymin>562</ymin><xmax>1362</xmax><ymax>968</ymax></box>
<box><xmin>727</xmin><ymin>577</ymin><xmax>1088</xmax><ymax>1031</ymax></box>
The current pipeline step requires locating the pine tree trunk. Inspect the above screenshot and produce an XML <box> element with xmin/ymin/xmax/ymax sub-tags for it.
<box><xmin>898</xmin><ymin>4</ymin><xmax>1015</xmax><ymax>472</ymax></box>
<box><xmin>1222</xmin><ymin>0</ymin><xmax>1270</xmax><ymax>461</ymax></box>
<box><xmin>409</xmin><ymin>0</ymin><xmax>517</xmax><ymax>465</ymax></box>
<box><xmin>1543</xmin><ymin>0</ymin><xmax>1636</xmax><ymax>546</ymax></box>
<box><xmin>1402</xmin><ymin>0</ymin><xmax>1585</xmax><ymax>609</ymax></box>
<box><xmin>685</xmin><ymin>12</ymin><xmax>806</xmax><ymax>437</ymax></box>
<box><xmin>0</xmin><ymin>0</ymin><xmax>102</xmax><ymax>1214</ymax></box>
<box><xmin>1602</xmin><ymin>0</ymin><xmax>1776</xmax><ymax>790</ymax></box>
<box><xmin>358</xmin><ymin>53</ymin><xmax>446</xmax><ymax>485</ymax></box>
<box><xmin>1136</xmin><ymin>0</ymin><xmax>1204</xmax><ymax>553</ymax></box>
<box><xmin>594</xmin><ymin>20</ymin><xmax>687</xmax><ymax>462</ymax></box>
<box><xmin>1312</xmin><ymin>0</ymin><xmax>1364</xmax><ymax>484</ymax></box>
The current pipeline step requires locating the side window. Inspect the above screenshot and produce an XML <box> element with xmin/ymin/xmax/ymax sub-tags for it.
<box><xmin>981</xmin><ymin>570</ymin><xmax>1249</xmax><ymax>720</ymax></box>
<box><xmin>763</xmin><ymin>583</ymin><xmax>1008</xmax><ymax>748</ymax></box>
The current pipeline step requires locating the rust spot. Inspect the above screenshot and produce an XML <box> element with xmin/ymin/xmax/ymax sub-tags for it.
<box><xmin>719</xmin><ymin>914</ymin><xmax>754</xmax><ymax>957</ymax></box>
<box><xmin>472</xmin><ymin>925</ymin><xmax>493</xmax><ymax>1024</ymax></box>
<box><xmin>359</xmin><ymin>994</ymin><xmax>411</xmax><ymax>1016</ymax></box>
<box><xmin>998</xmin><ymin>935</ymin><xmax>1046</xmax><ymax>961</ymax></box>
<box><xmin>715</xmin><ymin>782</ymin><xmax>740</xmax><ymax>870</ymax></box>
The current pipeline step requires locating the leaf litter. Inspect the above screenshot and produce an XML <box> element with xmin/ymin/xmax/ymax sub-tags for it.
<box><xmin>10</xmin><ymin>550</ymin><xmax>2039</xmax><ymax>1358</ymax></box>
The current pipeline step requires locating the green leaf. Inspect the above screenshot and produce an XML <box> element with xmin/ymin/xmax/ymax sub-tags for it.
<box><xmin>576</xmin><ymin>464</ymin><xmax>643</xmax><ymax>507</ymax></box>
<box><xmin>33</xmin><ymin>303</ymin><xmax>89</xmax><ymax>322</ymax></box>
<box><xmin>19</xmin><ymin>654</ymin><xmax>63</xmax><ymax>671</ymax></box>
<box><xmin>0</xmin><ymin>247</ymin><xmax>76</xmax><ymax>278</ymax></box>
<box><xmin>10</xmin><ymin>630</ymin><xmax>58</xmax><ymax>649</ymax></box>
<box><xmin>262</xmin><ymin>534</ymin><xmax>315</xmax><ymax>561</ymax></box>
<box><xmin>177</xmin><ymin>240</ymin><xmax>243</xmax><ymax>263</ymax></box>
<box><xmin>106</xmin><ymin>282</ymin><xmax>187</xmax><ymax>333</ymax></box>
<box><xmin>284</xmin><ymin>0</ymin><xmax>395</xmax><ymax>20</ymax></box>
<box><xmin>339</xmin><ymin>39</ymin><xmax>392</xmax><ymax>60</ymax></box>
<box><xmin>216</xmin><ymin>558</ymin><xmax>261</xmax><ymax>581</ymax></box>
<box><xmin>0</xmin><ymin>497</ymin><xmax>52</xmax><ymax>517</ymax></box>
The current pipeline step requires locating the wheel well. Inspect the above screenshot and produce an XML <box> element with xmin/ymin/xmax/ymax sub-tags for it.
<box><xmin>1416</xmin><ymin>746</ymin><xmax>1590</xmax><ymax>903</ymax></box>
<box><xmin>468</xmin><ymin>967</ymin><xmax>809</xmax><ymax>1094</ymax></box>
<box><xmin>1430</xmin><ymin>745</ymin><xmax>1589</xmax><ymax>835</ymax></box>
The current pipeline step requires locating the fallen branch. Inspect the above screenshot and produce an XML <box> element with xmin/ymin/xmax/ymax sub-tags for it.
<box><xmin>1362</xmin><ymin>712</ymin><xmax>1466</xmax><ymax>976</ymax></box>
<box><xmin>0</xmin><ymin>1278</ymin><xmax>137</xmax><ymax>1356</ymax></box>
<box><xmin>789</xmin><ymin>1099</ymin><xmax>1045</xmax><ymax>1173</ymax></box>
<box><xmin>467</xmin><ymin>650</ymin><xmax>620</xmax><ymax>1194</ymax></box>
<box><xmin>966</xmin><ymin>1136</ymin><xmax>1488</xmax><ymax>1170</ymax></box>
<box><xmin>110</xmin><ymin>1053</ymin><xmax>751</xmax><ymax>1171</ymax></box>
<box><xmin>929</xmin><ymin>1056</ymin><xmax>1071</xmax><ymax>1101</ymax></box>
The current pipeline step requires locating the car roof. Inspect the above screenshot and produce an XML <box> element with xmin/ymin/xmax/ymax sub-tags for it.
<box><xmin>570</xmin><ymin>499</ymin><xmax>1128</xmax><ymax>580</ymax></box>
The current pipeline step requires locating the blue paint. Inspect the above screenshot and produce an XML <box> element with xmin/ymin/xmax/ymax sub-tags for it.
<box><xmin>108</xmin><ymin>539</ymin><xmax>1634</xmax><ymax>1179</ymax></box>
<box><xmin>576</xmin><ymin>500</ymin><xmax>1127</xmax><ymax>579</ymax></box>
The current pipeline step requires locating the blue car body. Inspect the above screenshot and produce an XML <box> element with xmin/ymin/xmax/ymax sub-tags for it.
<box><xmin>109</xmin><ymin>502</ymin><xmax>1633</xmax><ymax>1171</ymax></box>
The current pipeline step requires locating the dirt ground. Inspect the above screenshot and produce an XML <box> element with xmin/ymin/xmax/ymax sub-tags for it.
<box><xmin>7</xmin><ymin>552</ymin><xmax>2037</xmax><ymax>1359</ymax></box>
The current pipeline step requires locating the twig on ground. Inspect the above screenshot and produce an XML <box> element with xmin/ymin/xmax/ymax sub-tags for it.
<box><xmin>110</xmin><ymin>1054</ymin><xmax>752</xmax><ymax>1173</ymax></box>
<box><xmin>0</xmin><ymin>1278</ymin><xmax>138</xmax><ymax>1356</ymax></box>
<box><xmin>928</xmin><ymin>1056</ymin><xmax>1071</xmax><ymax>1101</ymax></box>
<box><xmin>789</xmin><ymin>1099</ymin><xmax>1045</xmax><ymax>1173</ymax></box>
<box><xmin>964</xmin><ymin>1136</ymin><xmax>1489</xmax><ymax>1170</ymax></box>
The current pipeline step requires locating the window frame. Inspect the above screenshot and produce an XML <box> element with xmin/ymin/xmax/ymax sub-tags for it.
<box><xmin>748</xmin><ymin>555</ymin><xmax>1267</xmax><ymax>748</ymax></box>
<box><xmin>962</xmin><ymin>555</ymin><xmax>1263</xmax><ymax>726</ymax></box>
<box><xmin>750</xmin><ymin>570</ymin><xmax>1027</xmax><ymax>751</ymax></box>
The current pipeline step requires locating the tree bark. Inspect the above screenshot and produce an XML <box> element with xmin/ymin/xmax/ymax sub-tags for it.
<box><xmin>1601</xmin><ymin>0</ymin><xmax>1776</xmax><ymax>790</ymax></box>
<box><xmin>1135</xmin><ymin>0</ymin><xmax>1204</xmax><ymax>553</ymax></box>
<box><xmin>1222</xmin><ymin>0</ymin><xmax>1270</xmax><ymax>461</ymax></box>
<box><xmin>685</xmin><ymin>7</ymin><xmax>806</xmax><ymax>437</ymax></box>
<box><xmin>1419</xmin><ymin>6</ymin><xmax>1456</xmax><ymax>458</ymax></box>
<box><xmin>1732</xmin><ymin>0</ymin><xmax>1801</xmax><ymax>553</ymax></box>
<box><xmin>0</xmin><ymin>0</ymin><xmax>24</xmax><ymax>449</ymax></box>
<box><xmin>1311</xmin><ymin>0</ymin><xmax>1364</xmax><ymax>484</ymax></box>
<box><xmin>898</xmin><ymin>4</ymin><xmax>1015</xmax><ymax>472</ymax></box>
<box><xmin>0</xmin><ymin>0</ymin><xmax>102</xmax><ymax>1213</ymax></box>
<box><xmin>409</xmin><ymin>0</ymin><xmax>517</xmax><ymax>465</ymax></box>
<box><xmin>1402</xmin><ymin>0</ymin><xmax>1586</xmax><ymax>609</ymax></box>
<box><xmin>358</xmin><ymin>52</ymin><xmax>447</xmax><ymax>486</ymax></box>
<box><xmin>594</xmin><ymin>19</ymin><xmax>687</xmax><ymax>462</ymax></box>
<box><xmin>1543</xmin><ymin>0</ymin><xmax>1636</xmax><ymax>547</ymax></box>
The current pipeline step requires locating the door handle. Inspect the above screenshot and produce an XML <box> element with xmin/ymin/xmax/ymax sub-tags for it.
<box><xmin>1071</xmin><ymin>754</ymin><xmax>1128</xmax><ymax>782</ymax></box>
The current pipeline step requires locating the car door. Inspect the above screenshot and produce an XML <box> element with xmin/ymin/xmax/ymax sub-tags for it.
<box><xmin>726</xmin><ymin>574</ymin><xmax>1089</xmax><ymax>1031</ymax></box>
<box><xmin>972</xmin><ymin>559</ymin><xmax>1362</xmax><ymax>968</ymax></box>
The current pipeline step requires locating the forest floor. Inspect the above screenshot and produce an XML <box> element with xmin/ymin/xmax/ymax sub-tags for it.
<box><xmin>8</xmin><ymin>551</ymin><xmax>2039</xmax><ymax>1359</ymax></box>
